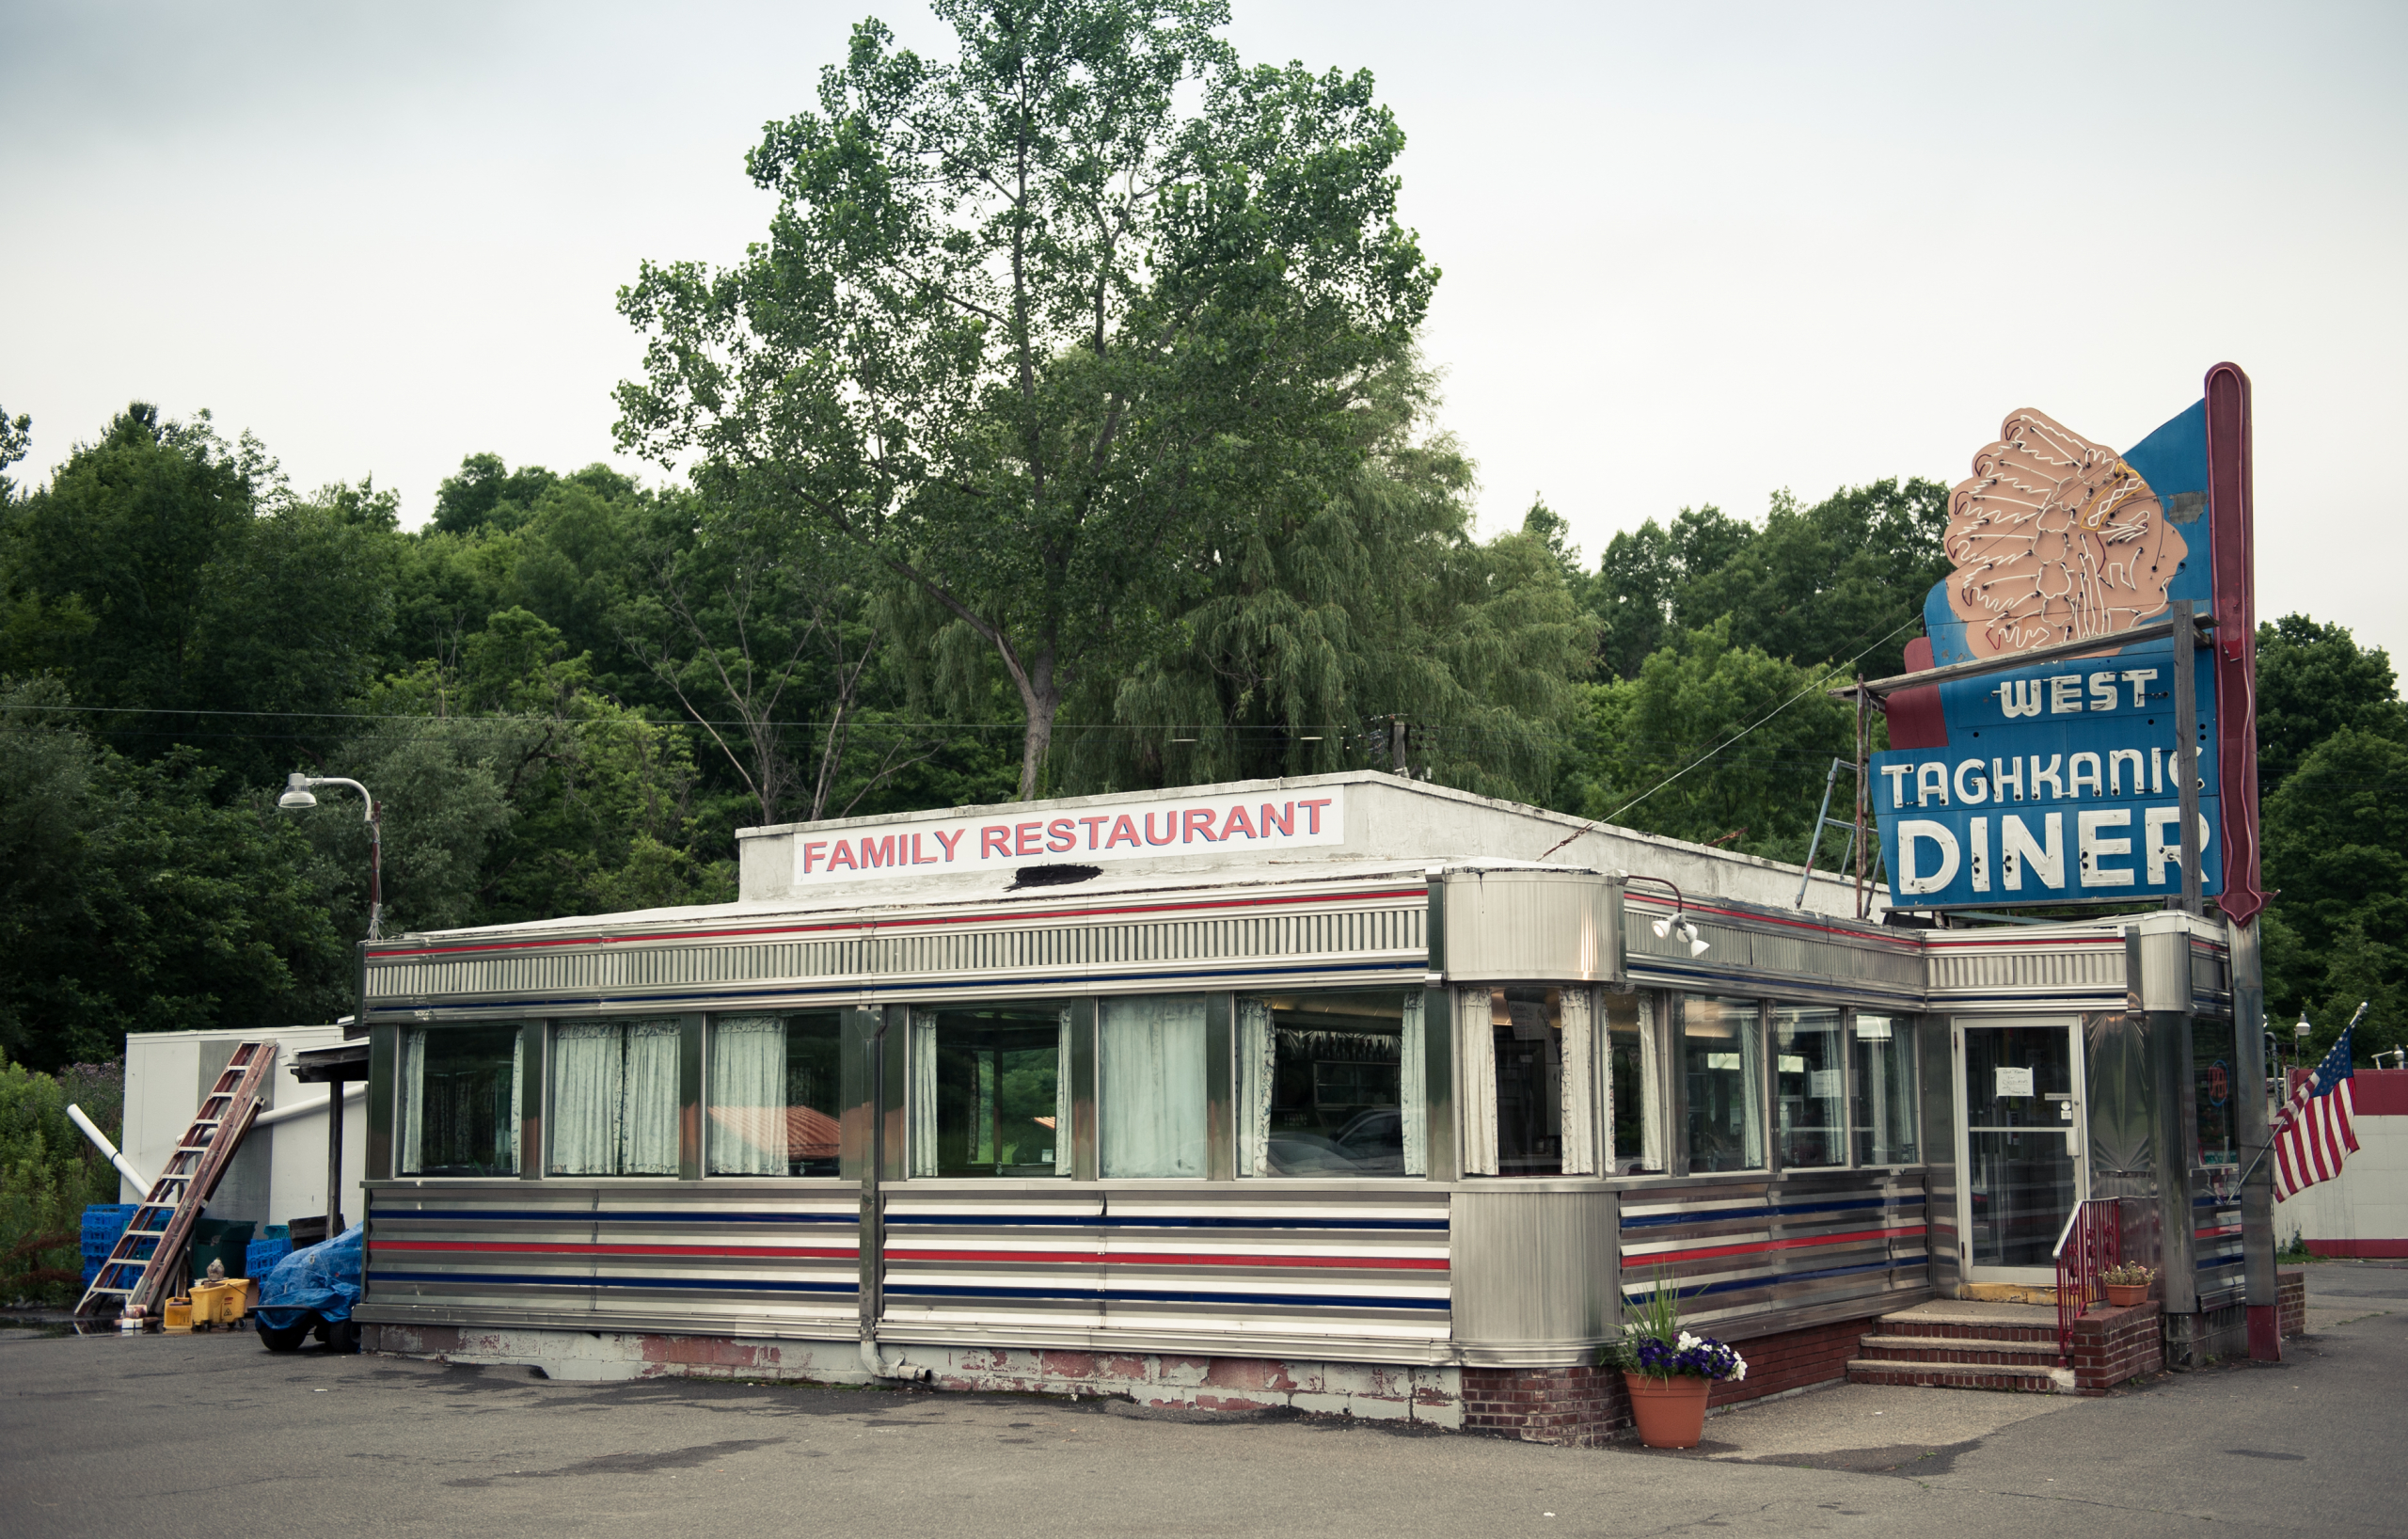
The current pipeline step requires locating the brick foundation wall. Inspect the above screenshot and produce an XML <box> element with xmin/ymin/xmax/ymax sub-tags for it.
<box><xmin>2068</xmin><ymin>1301</ymin><xmax>2161</xmax><ymax>1393</ymax></box>
<box><xmin>1709</xmin><ymin>1319</ymin><xmax>1862</xmax><ymax>1408</ymax></box>
<box><xmin>2279</xmin><ymin>1270</ymin><xmax>2305</xmax><ymax>1338</ymax></box>
<box><xmin>1463</xmin><ymin>1316</ymin><xmax>1869</xmax><ymax>1447</ymax></box>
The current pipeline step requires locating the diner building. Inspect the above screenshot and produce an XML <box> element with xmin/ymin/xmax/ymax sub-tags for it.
<box><xmin>351</xmin><ymin>771</ymin><xmax>2248</xmax><ymax>1439</ymax></box>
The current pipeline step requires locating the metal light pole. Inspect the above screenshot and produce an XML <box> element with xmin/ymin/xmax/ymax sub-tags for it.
<box><xmin>279</xmin><ymin>772</ymin><xmax>382</xmax><ymax>940</ymax></box>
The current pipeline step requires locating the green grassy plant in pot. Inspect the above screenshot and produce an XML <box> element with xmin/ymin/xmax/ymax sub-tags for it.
<box><xmin>1604</xmin><ymin>1272</ymin><xmax>1749</xmax><ymax>1448</ymax></box>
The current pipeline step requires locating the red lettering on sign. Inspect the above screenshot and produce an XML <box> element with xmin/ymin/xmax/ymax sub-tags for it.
<box><xmin>1259</xmin><ymin>801</ymin><xmax>1293</xmax><ymax>837</ymax></box>
<box><xmin>1105</xmin><ymin>816</ymin><xmax>1141</xmax><ymax>849</ymax></box>
<box><xmin>1016</xmin><ymin>821</ymin><xmax>1044</xmax><ymax>856</ymax></box>
<box><xmin>1079</xmin><ymin>815</ymin><xmax>1109</xmax><ymax>849</ymax></box>
<box><xmin>1144</xmin><ymin>812</ymin><xmax>1177</xmax><ymax>846</ymax></box>
<box><xmin>1047</xmin><ymin>819</ymin><xmax>1076</xmax><ymax>853</ymax></box>
<box><xmin>933</xmin><ymin>829</ymin><xmax>963</xmax><ymax>862</ymax></box>
<box><xmin>1298</xmin><ymin>798</ymin><xmax>1332</xmax><ymax>834</ymax></box>
<box><xmin>829</xmin><ymin>840</ymin><xmax>858</xmax><ymax>871</ymax></box>
<box><xmin>1182</xmin><ymin>808</ymin><xmax>1218</xmax><ymax>843</ymax></box>
<box><xmin>1219</xmin><ymin>805</ymin><xmax>1256</xmax><ymax>841</ymax></box>
<box><xmin>863</xmin><ymin>834</ymin><xmax>895</xmax><ymax>868</ymax></box>
<box><xmin>801</xmin><ymin>840</ymin><xmax>829</xmax><ymax>874</ymax></box>
<box><xmin>913</xmin><ymin>833</ymin><xmax>940</xmax><ymax>865</ymax></box>
<box><xmin>980</xmin><ymin>826</ymin><xmax>1011</xmax><ymax>860</ymax></box>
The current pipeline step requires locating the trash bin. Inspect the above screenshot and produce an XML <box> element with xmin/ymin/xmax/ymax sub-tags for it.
<box><xmin>188</xmin><ymin>1218</ymin><xmax>256</xmax><ymax>1280</ymax></box>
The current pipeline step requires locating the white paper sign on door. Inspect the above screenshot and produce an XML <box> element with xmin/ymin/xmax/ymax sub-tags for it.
<box><xmin>1995</xmin><ymin>1066</ymin><xmax>2036</xmax><ymax>1099</ymax></box>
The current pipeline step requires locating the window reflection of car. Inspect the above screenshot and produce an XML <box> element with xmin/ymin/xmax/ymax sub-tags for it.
<box><xmin>1268</xmin><ymin>1107</ymin><xmax>1403</xmax><ymax>1175</ymax></box>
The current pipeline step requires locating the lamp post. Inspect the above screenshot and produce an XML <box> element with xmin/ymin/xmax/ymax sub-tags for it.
<box><xmin>279</xmin><ymin>772</ymin><xmax>382</xmax><ymax>940</ymax></box>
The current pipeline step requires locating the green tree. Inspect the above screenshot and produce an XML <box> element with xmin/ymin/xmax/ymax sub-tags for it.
<box><xmin>2260</xmin><ymin>724</ymin><xmax>2408</xmax><ymax>1059</ymax></box>
<box><xmin>2254</xmin><ymin>614</ymin><xmax>2406</xmax><ymax>801</ymax></box>
<box><xmin>616</xmin><ymin>0</ymin><xmax>1436</xmax><ymax>798</ymax></box>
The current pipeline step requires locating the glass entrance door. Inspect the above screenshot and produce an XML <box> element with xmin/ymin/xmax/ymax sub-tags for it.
<box><xmin>1955</xmin><ymin>1018</ymin><xmax>2084</xmax><ymax>1282</ymax></box>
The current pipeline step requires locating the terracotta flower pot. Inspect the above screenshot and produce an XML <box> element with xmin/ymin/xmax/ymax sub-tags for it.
<box><xmin>1624</xmin><ymin>1372</ymin><xmax>1712</xmax><ymax>1449</ymax></box>
<box><xmin>2103</xmin><ymin>1283</ymin><xmax>2149</xmax><ymax>1308</ymax></box>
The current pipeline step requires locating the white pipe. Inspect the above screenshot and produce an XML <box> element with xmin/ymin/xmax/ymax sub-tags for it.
<box><xmin>254</xmin><ymin>1082</ymin><xmax>365</xmax><ymax>1128</ymax></box>
<box><xmin>67</xmin><ymin>1104</ymin><xmax>150</xmax><ymax>1195</ymax></box>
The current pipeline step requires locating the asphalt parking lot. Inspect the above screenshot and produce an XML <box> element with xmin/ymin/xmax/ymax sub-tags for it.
<box><xmin>6</xmin><ymin>1263</ymin><xmax>2400</xmax><ymax>1539</ymax></box>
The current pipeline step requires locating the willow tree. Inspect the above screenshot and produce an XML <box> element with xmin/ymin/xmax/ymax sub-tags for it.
<box><xmin>614</xmin><ymin>0</ymin><xmax>1434</xmax><ymax>799</ymax></box>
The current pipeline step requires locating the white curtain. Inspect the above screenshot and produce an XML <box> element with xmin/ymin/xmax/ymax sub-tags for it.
<box><xmin>400</xmin><ymin>1028</ymin><xmax>427</xmax><ymax>1174</ymax></box>
<box><xmin>1559</xmin><ymin>987</ymin><xmax>1596</xmax><ymax>1176</ymax></box>
<box><xmin>1740</xmin><ymin>1010</ymin><xmax>1766</xmax><ymax>1170</ymax></box>
<box><xmin>1639</xmin><ymin>994</ymin><xmax>1667</xmax><ymax>1174</ymax></box>
<box><xmin>1055</xmin><ymin>1006</ymin><xmax>1075</xmax><ymax>1176</ymax></box>
<box><xmin>909</xmin><ymin>1008</ymin><xmax>939</xmax><ymax>1177</ymax></box>
<box><xmin>508</xmin><ymin>1030</ymin><xmax>524</xmax><ymax>1173</ymax></box>
<box><xmin>708</xmin><ymin>1016</ymin><xmax>786</xmax><ymax>1176</ymax></box>
<box><xmin>1457</xmin><ymin>988</ymin><xmax>1498</xmax><ymax>1176</ymax></box>
<box><xmin>621</xmin><ymin>1022</ymin><xmax>683</xmax><ymax>1175</ymax></box>
<box><xmin>549</xmin><ymin>1023</ymin><xmax>624</xmax><ymax>1175</ymax></box>
<box><xmin>1400</xmin><ymin>992</ymin><xmax>1427</xmax><ymax>1177</ymax></box>
<box><xmin>1100</xmin><ymin>996</ymin><xmax>1207</xmax><ymax>1178</ymax></box>
<box><xmin>1236</xmin><ymin>996</ymin><xmax>1275</xmax><ymax>1177</ymax></box>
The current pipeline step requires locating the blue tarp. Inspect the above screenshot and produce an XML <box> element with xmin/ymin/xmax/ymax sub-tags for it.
<box><xmin>255</xmin><ymin>1224</ymin><xmax>362</xmax><ymax>1332</ymax></box>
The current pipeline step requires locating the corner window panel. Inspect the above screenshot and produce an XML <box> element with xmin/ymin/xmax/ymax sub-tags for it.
<box><xmin>912</xmin><ymin>1006</ymin><xmax>1067</xmax><ymax>1178</ymax></box>
<box><xmin>548</xmin><ymin>1019</ymin><xmax>682</xmax><ymax>1176</ymax></box>
<box><xmin>1100</xmin><ymin>995</ymin><xmax>1209</xmax><ymax>1178</ymax></box>
<box><xmin>1681</xmin><ymin>995</ymin><xmax>1764</xmax><ymax>1172</ymax></box>
<box><xmin>400</xmin><ymin>1023</ymin><xmax>521</xmax><ymax>1177</ymax></box>
<box><xmin>1774</xmin><ymin>1005</ymin><xmax>1845</xmax><ymax>1168</ymax></box>
<box><xmin>707</xmin><ymin>1013</ymin><xmax>843</xmax><ymax>1177</ymax></box>
<box><xmin>1607</xmin><ymin>992</ymin><xmax>1665</xmax><ymax>1175</ymax></box>
<box><xmin>1850</xmin><ymin>1014</ymin><xmax>1920</xmax><ymax>1166</ymax></box>
<box><xmin>1491</xmin><ymin>988</ymin><xmax>1564</xmax><ymax>1177</ymax></box>
<box><xmin>1240</xmin><ymin>990</ymin><xmax>1421</xmax><ymax>1177</ymax></box>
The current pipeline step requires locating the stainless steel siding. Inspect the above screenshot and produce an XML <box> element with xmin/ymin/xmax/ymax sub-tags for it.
<box><xmin>1450</xmin><ymin>1187</ymin><xmax>1617</xmax><ymax>1364</ymax></box>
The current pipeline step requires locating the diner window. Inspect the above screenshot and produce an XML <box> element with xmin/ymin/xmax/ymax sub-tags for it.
<box><xmin>1774</xmin><ymin>1005</ymin><xmax>1845</xmax><ymax>1168</ymax></box>
<box><xmin>911</xmin><ymin>1006</ymin><xmax>1068</xmax><ymax>1178</ymax></box>
<box><xmin>400</xmin><ymin>1023</ymin><xmax>521</xmax><ymax>1177</ymax></box>
<box><xmin>706</xmin><ymin>1013</ymin><xmax>843</xmax><ymax>1177</ymax></box>
<box><xmin>2192</xmin><ymin>1015</ymin><xmax>2237</xmax><ymax>1167</ymax></box>
<box><xmin>1100</xmin><ymin>994</ymin><xmax>1209</xmax><ymax>1178</ymax></box>
<box><xmin>1491</xmin><ymin>988</ymin><xmax>1564</xmax><ymax>1176</ymax></box>
<box><xmin>548</xmin><ymin>1019</ymin><xmax>683</xmax><ymax>1176</ymax></box>
<box><xmin>1681</xmin><ymin>995</ymin><xmax>1764</xmax><ymax>1172</ymax></box>
<box><xmin>1240</xmin><ymin>990</ymin><xmax>1422</xmax><ymax>1177</ymax></box>
<box><xmin>1850</xmin><ymin>1013</ymin><xmax>1919</xmax><ymax>1165</ymax></box>
<box><xmin>1606</xmin><ymin>992</ymin><xmax>1665</xmax><ymax>1175</ymax></box>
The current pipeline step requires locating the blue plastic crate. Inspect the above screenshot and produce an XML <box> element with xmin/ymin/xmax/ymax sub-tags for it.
<box><xmin>245</xmin><ymin>1238</ymin><xmax>292</xmax><ymax>1279</ymax></box>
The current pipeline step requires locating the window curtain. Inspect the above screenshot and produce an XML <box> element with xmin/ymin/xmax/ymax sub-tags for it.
<box><xmin>400</xmin><ymin>1028</ymin><xmax>427</xmax><ymax>1174</ymax></box>
<box><xmin>1638</xmin><ymin>995</ymin><xmax>1667</xmax><ymax>1174</ymax></box>
<box><xmin>1740</xmin><ymin>1009</ymin><xmax>1766</xmax><ymax>1170</ymax></box>
<box><xmin>707</xmin><ymin>1016</ymin><xmax>785</xmax><ymax>1176</ymax></box>
<box><xmin>909</xmin><ymin>1008</ymin><xmax>939</xmax><ymax>1178</ymax></box>
<box><xmin>1400</xmin><ymin>992</ymin><xmax>1427</xmax><ymax>1177</ymax></box>
<box><xmin>508</xmin><ymin>1030</ymin><xmax>524</xmax><ymax>1172</ymax></box>
<box><xmin>1457</xmin><ymin>987</ymin><xmax>1498</xmax><ymax>1176</ymax></box>
<box><xmin>621</xmin><ymin>1022</ymin><xmax>682</xmax><ymax>1175</ymax></box>
<box><xmin>1055</xmin><ymin>1006</ymin><xmax>1075</xmax><ymax>1177</ymax></box>
<box><xmin>1236</xmin><ymin>996</ymin><xmax>1274</xmax><ymax>1177</ymax></box>
<box><xmin>1559</xmin><ymin>987</ymin><xmax>1596</xmax><ymax>1176</ymax></box>
<box><xmin>1100</xmin><ymin>996</ymin><xmax>1208</xmax><ymax>1178</ymax></box>
<box><xmin>549</xmin><ymin>1023</ymin><xmax>624</xmax><ymax>1175</ymax></box>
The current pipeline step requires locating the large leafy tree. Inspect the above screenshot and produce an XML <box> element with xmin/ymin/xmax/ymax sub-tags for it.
<box><xmin>615</xmin><ymin>0</ymin><xmax>1435</xmax><ymax>798</ymax></box>
<box><xmin>2260</xmin><ymin>725</ymin><xmax>2408</xmax><ymax>1059</ymax></box>
<box><xmin>2254</xmin><ymin>613</ymin><xmax>2406</xmax><ymax>801</ymax></box>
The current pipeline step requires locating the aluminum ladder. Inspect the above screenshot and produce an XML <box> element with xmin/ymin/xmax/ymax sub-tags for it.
<box><xmin>74</xmin><ymin>1040</ymin><xmax>277</xmax><ymax>1319</ymax></box>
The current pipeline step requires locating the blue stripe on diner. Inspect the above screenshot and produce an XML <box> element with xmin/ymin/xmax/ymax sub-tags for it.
<box><xmin>1624</xmin><ymin>1254</ymin><xmax>1919</xmax><ymax>1301</ymax></box>
<box><xmin>1618</xmin><ymin>1197</ymin><xmax>1918</xmax><ymax>1230</ymax></box>
<box><xmin>368</xmin><ymin>959</ymin><xmax>1416</xmax><ymax>1019</ymax></box>
<box><xmin>887</xmin><ymin>1283</ymin><xmax>1448</xmax><ymax>1310</ymax></box>
<box><xmin>368</xmin><ymin>1271</ymin><xmax>854</xmax><ymax>1294</ymax></box>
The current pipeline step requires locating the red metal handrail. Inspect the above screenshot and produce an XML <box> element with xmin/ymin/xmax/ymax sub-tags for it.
<box><xmin>2052</xmin><ymin>1198</ymin><xmax>2122</xmax><ymax>1363</ymax></box>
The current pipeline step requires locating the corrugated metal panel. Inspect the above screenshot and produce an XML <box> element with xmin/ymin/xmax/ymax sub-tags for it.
<box><xmin>1450</xmin><ymin>1187</ymin><xmax>1616</xmax><ymax>1363</ymax></box>
<box><xmin>1927</xmin><ymin>939</ymin><xmax>2125</xmax><ymax>1001</ymax></box>
<box><xmin>1432</xmin><ymin>871</ymin><xmax>1612</xmax><ymax>982</ymax></box>
<box><xmin>1616</xmin><ymin>1170</ymin><xmax>1930</xmax><ymax>1337</ymax></box>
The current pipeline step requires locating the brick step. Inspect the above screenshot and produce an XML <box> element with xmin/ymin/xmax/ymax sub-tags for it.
<box><xmin>1873</xmin><ymin>1313</ymin><xmax>2058</xmax><ymax>1345</ymax></box>
<box><xmin>1854</xmin><ymin>1333</ymin><xmax>2062</xmax><ymax>1368</ymax></box>
<box><xmin>1846</xmin><ymin>1357</ymin><xmax>2069</xmax><ymax>1392</ymax></box>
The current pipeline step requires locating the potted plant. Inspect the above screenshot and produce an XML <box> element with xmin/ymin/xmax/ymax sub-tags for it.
<box><xmin>1603</xmin><ymin>1273</ymin><xmax>1749</xmax><ymax>1449</ymax></box>
<box><xmin>2099</xmin><ymin>1262</ymin><xmax>2157</xmax><ymax>1308</ymax></box>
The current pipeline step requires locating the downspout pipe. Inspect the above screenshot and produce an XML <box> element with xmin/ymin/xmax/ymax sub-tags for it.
<box><xmin>68</xmin><ymin>1104</ymin><xmax>151</xmax><ymax>1196</ymax></box>
<box><xmin>859</xmin><ymin>1008</ymin><xmax>930</xmax><ymax>1384</ymax></box>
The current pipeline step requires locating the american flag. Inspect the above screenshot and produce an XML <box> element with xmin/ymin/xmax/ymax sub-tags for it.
<box><xmin>2273</xmin><ymin>1025</ymin><xmax>2360</xmax><ymax>1203</ymax></box>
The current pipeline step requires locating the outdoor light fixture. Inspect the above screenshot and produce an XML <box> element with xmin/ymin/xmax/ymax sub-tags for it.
<box><xmin>1620</xmin><ymin>871</ymin><xmax>1710</xmax><ymax>958</ymax></box>
<box><xmin>2295</xmin><ymin>1015</ymin><xmax>2313</xmax><ymax>1039</ymax></box>
<box><xmin>279</xmin><ymin>771</ymin><xmax>383</xmax><ymax>940</ymax></box>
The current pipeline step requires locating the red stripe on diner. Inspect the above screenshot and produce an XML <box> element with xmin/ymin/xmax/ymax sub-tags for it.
<box><xmin>1633</xmin><ymin>1224</ymin><xmax>1925</xmax><ymax>1268</ymax></box>
<box><xmin>370</xmin><ymin>885</ymin><xmax>1426</xmax><ymax>960</ymax></box>
<box><xmin>2305</xmin><ymin>1238</ymin><xmax>2408</xmax><ymax>1259</ymax></box>
<box><xmin>375</xmin><ymin>1241</ymin><xmax>857</xmax><ymax>1261</ymax></box>
<box><xmin>888</xmin><ymin>1248</ymin><xmax>1447</xmax><ymax>1271</ymax></box>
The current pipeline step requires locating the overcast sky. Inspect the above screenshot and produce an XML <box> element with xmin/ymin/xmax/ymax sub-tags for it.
<box><xmin>6</xmin><ymin>1</ymin><xmax>2403</xmax><ymax>665</ymax></box>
